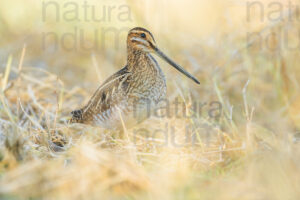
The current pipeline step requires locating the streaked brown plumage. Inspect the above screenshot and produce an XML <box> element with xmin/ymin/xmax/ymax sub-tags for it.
<box><xmin>70</xmin><ymin>27</ymin><xmax>200</xmax><ymax>129</ymax></box>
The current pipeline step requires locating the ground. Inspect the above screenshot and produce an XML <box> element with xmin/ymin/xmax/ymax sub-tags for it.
<box><xmin>0</xmin><ymin>0</ymin><xmax>300</xmax><ymax>199</ymax></box>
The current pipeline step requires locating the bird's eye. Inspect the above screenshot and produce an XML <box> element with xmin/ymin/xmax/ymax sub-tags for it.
<box><xmin>141</xmin><ymin>33</ymin><xmax>146</xmax><ymax>38</ymax></box>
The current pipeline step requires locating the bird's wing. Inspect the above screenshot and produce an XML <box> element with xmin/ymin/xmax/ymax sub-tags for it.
<box><xmin>81</xmin><ymin>66</ymin><xmax>132</xmax><ymax>118</ymax></box>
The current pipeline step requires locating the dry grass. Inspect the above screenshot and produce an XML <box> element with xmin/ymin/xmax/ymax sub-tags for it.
<box><xmin>0</xmin><ymin>0</ymin><xmax>300</xmax><ymax>199</ymax></box>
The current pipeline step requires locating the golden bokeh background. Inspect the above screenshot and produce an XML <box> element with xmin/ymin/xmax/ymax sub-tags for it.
<box><xmin>0</xmin><ymin>0</ymin><xmax>300</xmax><ymax>199</ymax></box>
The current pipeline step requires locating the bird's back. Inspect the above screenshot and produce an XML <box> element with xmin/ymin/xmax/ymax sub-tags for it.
<box><xmin>70</xmin><ymin>57</ymin><xmax>166</xmax><ymax>129</ymax></box>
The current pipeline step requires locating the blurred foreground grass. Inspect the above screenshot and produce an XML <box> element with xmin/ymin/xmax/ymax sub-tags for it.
<box><xmin>0</xmin><ymin>0</ymin><xmax>300</xmax><ymax>199</ymax></box>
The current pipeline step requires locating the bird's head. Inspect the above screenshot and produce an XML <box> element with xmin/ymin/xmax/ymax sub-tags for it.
<box><xmin>127</xmin><ymin>27</ymin><xmax>200</xmax><ymax>84</ymax></box>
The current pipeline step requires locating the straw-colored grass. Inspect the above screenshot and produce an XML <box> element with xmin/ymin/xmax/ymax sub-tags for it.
<box><xmin>0</xmin><ymin>0</ymin><xmax>300</xmax><ymax>199</ymax></box>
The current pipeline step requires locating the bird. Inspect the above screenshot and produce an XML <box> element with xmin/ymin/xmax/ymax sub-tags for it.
<box><xmin>69</xmin><ymin>27</ymin><xmax>200</xmax><ymax>130</ymax></box>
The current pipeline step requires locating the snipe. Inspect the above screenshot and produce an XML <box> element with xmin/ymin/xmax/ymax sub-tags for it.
<box><xmin>70</xmin><ymin>27</ymin><xmax>200</xmax><ymax>129</ymax></box>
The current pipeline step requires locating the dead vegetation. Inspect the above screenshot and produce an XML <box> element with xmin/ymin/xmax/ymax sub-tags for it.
<box><xmin>0</xmin><ymin>0</ymin><xmax>300</xmax><ymax>199</ymax></box>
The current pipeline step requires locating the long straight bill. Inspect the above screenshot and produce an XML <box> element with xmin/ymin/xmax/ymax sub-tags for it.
<box><xmin>155</xmin><ymin>48</ymin><xmax>200</xmax><ymax>84</ymax></box>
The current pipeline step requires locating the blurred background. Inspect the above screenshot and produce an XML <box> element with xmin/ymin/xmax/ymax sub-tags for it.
<box><xmin>0</xmin><ymin>0</ymin><xmax>300</xmax><ymax>199</ymax></box>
